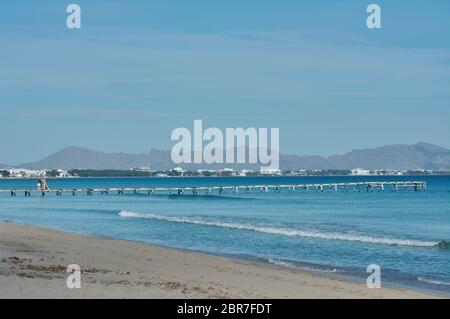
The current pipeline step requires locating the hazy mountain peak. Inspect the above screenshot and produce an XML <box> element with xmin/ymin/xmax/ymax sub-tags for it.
<box><xmin>414</xmin><ymin>142</ymin><xmax>450</xmax><ymax>154</ymax></box>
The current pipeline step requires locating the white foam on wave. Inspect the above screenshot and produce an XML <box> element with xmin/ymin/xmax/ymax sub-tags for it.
<box><xmin>118</xmin><ymin>211</ymin><xmax>440</xmax><ymax>248</ymax></box>
<box><xmin>418</xmin><ymin>277</ymin><xmax>450</xmax><ymax>286</ymax></box>
<box><xmin>267</xmin><ymin>259</ymin><xmax>338</xmax><ymax>273</ymax></box>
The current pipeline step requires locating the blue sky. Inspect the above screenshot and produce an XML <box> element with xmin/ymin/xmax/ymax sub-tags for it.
<box><xmin>1</xmin><ymin>0</ymin><xmax>449</xmax><ymax>164</ymax></box>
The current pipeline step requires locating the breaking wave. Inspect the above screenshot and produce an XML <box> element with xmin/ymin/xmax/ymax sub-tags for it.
<box><xmin>118</xmin><ymin>211</ymin><xmax>446</xmax><ymax>248</ymax></box>
<box><xmin>418</xmin><ymin>277</ymin><xmax>450</xmax><ymax>286</ymax></box>
<box><xmin>267</xmin><ymin>258</ymin><xmax>338</xmax><ymax>273</ymax></box>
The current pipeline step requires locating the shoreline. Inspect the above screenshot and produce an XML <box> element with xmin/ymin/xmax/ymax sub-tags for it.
<box><xmin>0</xmin><ymin>222</ymin><xmax>442</xmax><ymax>299</ymax></box>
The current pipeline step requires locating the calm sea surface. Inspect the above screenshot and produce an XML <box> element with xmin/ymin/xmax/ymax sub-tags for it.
<box><xmin>1</xmin><ymin>176</ymin><xmax>449</xmax><ymax>294</ymax></box>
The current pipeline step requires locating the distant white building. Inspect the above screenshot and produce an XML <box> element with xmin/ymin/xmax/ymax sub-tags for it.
<box><xmin>56</xmin><ymin>169</ymin><xmax>69</xmax><ymax>178</ymax></box>
<box><xmin>239</xmin><ymin>169</ymin><xmax>254</xmax><ymax>176</ymax></box>
<box><xmin>171</xmin><ymin>167</ymin><xmax>187</xmax><ymax>176</ymax></box>
<box><xmin>6</xmin><ymin>168</ymin><xmax>47</xmax><ymax>178</ymax></box>
<box><xmin>351</xmin><ymin>168</ymin><xmax>371</xmax><ymax>176</ymax></box>
<box><xmin>260</xmin><ymin>168</ymin><xmax>282</xmax><ymax>175</ymax></box>
<box><xmin>1</xmin><ymin>168</ymin><xmax>74</xmax><ymax>178</ymax></box>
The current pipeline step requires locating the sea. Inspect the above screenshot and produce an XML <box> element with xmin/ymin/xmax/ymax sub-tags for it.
<box><xmin>0</xmin><ymin>175</ymin><xmax>449</xmax><ymax>295</ymax></box>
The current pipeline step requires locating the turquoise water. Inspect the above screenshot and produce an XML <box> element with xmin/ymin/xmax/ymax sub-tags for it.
<box><xmin>1</xmin><ymin>176</ymin><xmax>449</xmax><ymax>294</ymax></box>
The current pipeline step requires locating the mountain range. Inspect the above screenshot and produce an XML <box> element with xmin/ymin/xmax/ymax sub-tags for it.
<box><xmin>2</xmin><ymin>143</ymin><xmax>450</xmax><ymax>171</ymax></box>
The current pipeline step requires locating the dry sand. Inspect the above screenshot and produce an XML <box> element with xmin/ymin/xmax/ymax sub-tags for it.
<box><xmin>0</xmin><ymin>222</ymin><xmax>440</xmax><ymax>299</ymax></box>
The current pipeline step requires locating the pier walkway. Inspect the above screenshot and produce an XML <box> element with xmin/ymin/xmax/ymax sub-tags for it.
<box><xmin>0</xmin><ymin>181</ymin><xmax>427</xmax><ymax>197</ymax></box>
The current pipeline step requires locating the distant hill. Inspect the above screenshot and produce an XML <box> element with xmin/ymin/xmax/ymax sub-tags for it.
<box><xmin>286</xmin><ymin>143</ymin><xmax>450</xmax><ymax>170</ymax></box>
<box><xmin>12</xmin><ymin>143</ymin><xmax>450</xmax><ymax>170</ymax></box>
<box><xmin>18</xmin><ymin>147</ymin><xmax>169</xmax><ymax>170</ymax></box>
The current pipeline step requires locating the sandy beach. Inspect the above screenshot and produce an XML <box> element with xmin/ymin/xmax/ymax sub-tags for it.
<box><xmin>0</xmin><ymin>222</ymin><xmax>439</xmax><ymax>299</ymax></box>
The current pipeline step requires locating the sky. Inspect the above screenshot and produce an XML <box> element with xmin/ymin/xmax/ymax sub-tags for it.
<box><xmin>1</xmin><ymin>0</ymin><xmax>449</xmax><ymax>164</ymax></box>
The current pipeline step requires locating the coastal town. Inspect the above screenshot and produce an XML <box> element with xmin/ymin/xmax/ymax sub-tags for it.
<box><xmin>0</xmin><ymin>166</ymin><xmax>448</xmax><ymax>179</ymax></box>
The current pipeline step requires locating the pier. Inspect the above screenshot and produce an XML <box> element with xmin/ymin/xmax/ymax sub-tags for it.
<box><xmin>0</xmin><ymin>181</ymin><xmax>427</xmax><ymax>197</ymax></box>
